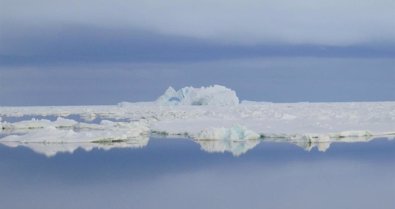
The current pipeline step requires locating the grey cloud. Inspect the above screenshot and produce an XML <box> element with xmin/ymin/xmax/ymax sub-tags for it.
<box><xmin>1</xmin><ymin>24</ymin><xmax>395</xmax><ymax>65</ymax></box>
<box><xmin>1</xmin><ymin>0</ymin><xmax>395</xmax><ymax>46</ymax></box>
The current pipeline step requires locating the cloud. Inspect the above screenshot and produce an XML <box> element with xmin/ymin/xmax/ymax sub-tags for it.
<box><xmin>1</xmin><ymin>23</ymin><xmax>394</xmax><ymax>65</ymax></box>
<box><xmin>2</xmin><ymin>0</ymin><xmax>395</xmax><ymax>46</ymax></box>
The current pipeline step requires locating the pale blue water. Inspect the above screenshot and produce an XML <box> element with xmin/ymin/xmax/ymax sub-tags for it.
<box><xmin>1</xmin><ymin>57</ymin><xmax>395</xmax><ymax>106</ymax></box>
<box><xmin>0</xmin><ymin>138</ymin><xmax>394</xmax><ymax>209</ymax></box>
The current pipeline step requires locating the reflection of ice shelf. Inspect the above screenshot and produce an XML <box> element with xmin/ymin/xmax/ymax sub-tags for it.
<box><xmin>1</xmin><ymin>85</ymin><xmax>395</xmax><ymax>156</ymax></box>
<box><xmin>1</xmin><ymin>136</ymin><xmax>391</xmax><ymax>157</ymax></box>
<box><xmin>195</xmin><ymin>135</ymin><xmax>392</xmax><ymax>156</ymax></box>
<box><xmin>1</xmin><ymin>139</ymin><xmax>149</xmax><ymax>157</ymax></box>
<box><xmin>195</xmin><ymin>139</ymin><xmax>261</xmax><ymax>156</ymax></box>
<box><xmin>265</xmin><ymin>135</ymin><xmax>390</xmax><ymax>152</ymax></box>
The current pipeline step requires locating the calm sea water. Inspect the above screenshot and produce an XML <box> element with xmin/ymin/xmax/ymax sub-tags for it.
<box><xmin>1</xmin><ymin>57</ymin><xmax>395</xmax><ymax>106</ymax></box>
<box><xmin>1</xmin><ymin>57</ymin><xmax>394</xmax><ymax>208</ymax></box>
<box><xmin>0</xmin><ymin>137</ymin><xmax>394</xmax><ymax>209</ymax></box>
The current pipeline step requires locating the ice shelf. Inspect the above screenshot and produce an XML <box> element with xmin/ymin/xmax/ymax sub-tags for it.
<box><xmin>1</xmin><ymin>85</ymin><xmax>395</xmax><ymax>156</ymax></box>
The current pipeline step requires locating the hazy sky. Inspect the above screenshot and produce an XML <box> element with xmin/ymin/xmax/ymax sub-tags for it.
<box><xmin>1</xmin><ymin>1</ymin><xmax>395</xmax><ymax>105</ymax></box>
<box><xmin>2</xmin><ymin>0</ymin><xmax>395</xmax><ymax>45</ymax></box>
<box><xmin>1</xmin><ymin>0</ymin><xmax>395</xmax><ymax>64</ymax></box>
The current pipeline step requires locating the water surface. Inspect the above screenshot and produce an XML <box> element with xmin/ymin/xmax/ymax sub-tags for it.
<box><xmin>0</xmin><ymin>137</ymin><xmax>394</xmax><ymax>209</ymax></box>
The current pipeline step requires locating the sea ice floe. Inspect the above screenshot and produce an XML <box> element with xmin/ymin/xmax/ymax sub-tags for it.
<box><xmin>1</xmin><ymin>117</ymin><xmax>78</xmax><ymax>130</ymax></box>
<box><xmin>1</xmin><ymin>85</ymin><xmax>395</xmax><ymax>153</ymax></box>
<box><xmin>1</xmin><ymin>118</ymin><xmax>149</xmax><ymax>143</ymax></box>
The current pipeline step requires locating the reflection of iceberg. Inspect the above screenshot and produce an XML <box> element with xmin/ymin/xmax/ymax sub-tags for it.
<box><xmin>192</xmin><ymin>126</ymin><xmax>260</xmax><ymax>156</ymax></box>
<box><xmin>194</xmin><ymin>134</ymin><xmax>394</xmax><ymax>155</ymax></box>
<box><xmin>195</xmin><ymin>139</ymin><xmax>260</xmax><ymax>156</ymax></box>
<box><xmin>0</xmin><ymin>136</ymin><xmax>149</xmax><ymax>157</ymax></box>
<box><xmin>196</xmin><ymin>126</ymin><xmax>260</xmax><ymax>140</ymax></box>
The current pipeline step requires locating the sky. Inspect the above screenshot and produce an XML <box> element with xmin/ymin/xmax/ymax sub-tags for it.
<box><xmin>1</xmin><ymin>0</ymin><xmax>395</xmax><ymax>105</ymax></box>
<box><xmin>1</xmin><ymin>0</ymin><xmax>395</xmax><ymax>64</ymax></box>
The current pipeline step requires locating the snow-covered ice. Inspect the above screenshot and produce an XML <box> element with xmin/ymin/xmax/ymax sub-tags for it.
<box><xmin>1</xmin><ymin>85</ymin><xmax>395</xmax><ymax>156</ymax></box>
<box><xmin>1</xmin><ymin>118</ymin><xmax>149</xmax><ymax>143</ymax></box>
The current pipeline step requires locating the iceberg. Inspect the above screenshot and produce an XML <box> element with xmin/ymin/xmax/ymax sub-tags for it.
<box><xmin>156</xmin><ymin>85</ymin><xmax>239</xmax><ymax>106</ymax></box>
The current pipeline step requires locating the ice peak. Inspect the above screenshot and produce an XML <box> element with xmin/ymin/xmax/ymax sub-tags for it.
<box><xmin>156</xmin><ymin>85</ymin><xmax>239</xmax><ymax>106</ymax></box>
<box><xmin>164</xmin><ymin>86</ymin><xmax>177</xmax><ymax>96</ymax></box>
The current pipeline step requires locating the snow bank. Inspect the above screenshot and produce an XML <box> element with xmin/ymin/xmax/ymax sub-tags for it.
<box><xmin>156</xmin><ymin>85</ymin><xmax>239</xmax><ymax>106</ymax></box>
